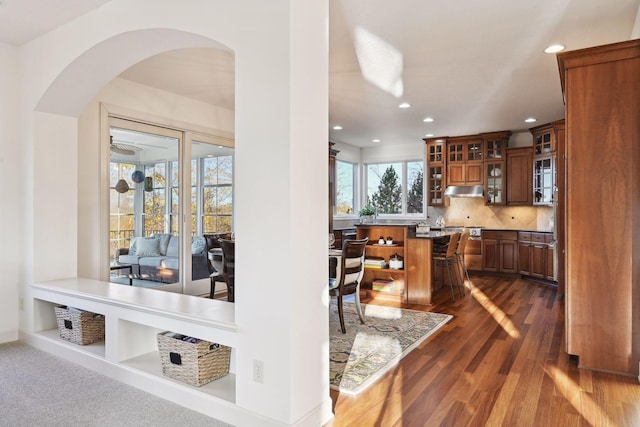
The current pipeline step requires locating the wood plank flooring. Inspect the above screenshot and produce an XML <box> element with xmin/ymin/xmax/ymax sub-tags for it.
<box><xmin>326</xmin><ymin>275</ymin><xmax>640</xmax><ymax>426</ymax></box>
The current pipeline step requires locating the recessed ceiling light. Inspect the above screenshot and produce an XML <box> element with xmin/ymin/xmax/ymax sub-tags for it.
<box><xmin>423</xmin><ymin>117</ymin><xmax>434</xmax><ymax>122</ymax></box>
<box><xmin>425</xmin><ymin>133</ymin><xmax>434</xmax><ymax>137</ymax></box>
<box><xmin>525</xmin><ymin>117</ymin><xmax>537</xmax><ymax>123</ymax></box>
<box><xmin>544</xmin><ymin>44</ymin><xmax>565</xmax><ymax>54</ymax></box>
<box><xmin>332</xmin><ymin>125</ymin><xmax>343</xmax><ymax>130</ymax></box>
<box><xmin>398</xmin><ymin>102</ymin><xmax>411</xmax><ymax>109</ymax></box>
<box><xmin>372</xmin><ymin>139</ymin><xmax>381</xmax><ymax>143</ymax></box>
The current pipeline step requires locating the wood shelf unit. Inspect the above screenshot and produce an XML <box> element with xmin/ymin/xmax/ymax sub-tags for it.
<box><xmin>356</xmin><ymin>225</ymin><xmax>407</xmax><ymax>303</ymax></box>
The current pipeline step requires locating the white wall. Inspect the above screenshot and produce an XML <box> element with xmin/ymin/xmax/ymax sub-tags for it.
<box><xmin>14</xmin><ymin>0</ymin><xmax>330</xmax><ymax>425</ymax></box>
<box><xmin>0</xmin><ymin>42</ymin><xmax>19</xmax><ymax>342</ymax></box>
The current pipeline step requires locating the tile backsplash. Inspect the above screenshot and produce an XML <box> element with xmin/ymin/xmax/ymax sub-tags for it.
<box><xmin>428</xmin><ymin>197</ymin><xmax>554</xmax><ymax>231</ymax></box>
<box><xmin>335</xmin><ymin>197</ymin><xmax>554</xmax><ymax>232</ymax></box>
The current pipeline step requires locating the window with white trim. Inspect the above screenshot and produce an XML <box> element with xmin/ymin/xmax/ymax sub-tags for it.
<box><xmin>365</xmin><ymin>160</ymin><xmax>424</xmax><ymax>216</ymax></box>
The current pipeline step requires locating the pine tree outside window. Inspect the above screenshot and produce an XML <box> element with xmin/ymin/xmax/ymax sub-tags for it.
<box><xmin>365</xmin><ymin>161</ymin><xmax>424</xmax><ymax>216</ymax></box>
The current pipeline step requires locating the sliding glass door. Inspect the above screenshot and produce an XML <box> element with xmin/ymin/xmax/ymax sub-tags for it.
<box><xmin>109</xmin><ymin>118</ymin><xmax>183</xmax><ymax>292</ymax></box>
<box><xmin>108</xmin><ymin>118</ymin><xmax>234</xmax><ymax>295</ymax></box>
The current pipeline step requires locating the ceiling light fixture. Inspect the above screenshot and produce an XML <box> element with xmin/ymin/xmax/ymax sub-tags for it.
<box><xmin>332</xmin><ymin>125</ymin><xmax>343</xmax><ymax>130</ymax></box>
<box><xmin>372</xmin><ymin>139</ymin><xmax>381</xmax><ymax>143</ymax></box>
<box><xmin>544</xmin><ymin>44</ymin><xmax>565</xmax><ymax>53</ymax></box>
<box><xmin>423</xmin><ymin>117</ymin><xmax>434</xmax><ymax>122</ymax></box>
<box><xmin>425</xmin><ymin>133</ymin><xmax>434</xmax><ymax>137</ymax></box>
<box><xmin>398</xmin><ymin>102</ymin><xmax>411</xmax><ymax>109</ymax></box>
<box><xmin>525</xmin><ymin>117</ymin><xmax>537</xmax><ymax>123</ymax></box>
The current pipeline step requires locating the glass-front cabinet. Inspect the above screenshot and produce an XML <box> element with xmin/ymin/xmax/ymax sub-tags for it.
<box><xmin>485</xmin><ymin>161</ymin><xmax>505</xmax><ymax>205</ymax></box>
<box><xmin>533</xmin><ymin>128</ymin><xmax>555</xmax><ymax>155</ymax></box>
<box><xmin>428</xmin><ymin>164</ymin><xmax>445</xmax><ymax>206</ymax></box>
<box><xmin>425</xmin><ymin>138</ymin><xmax>447</xmax><ymax>206</ymax></box>
<box><xmin>483</xmin><ymin>131</ymin><xmax>511</xmax><ymax>160</ymax></box>
<box><xmin>427</xmin><ymin>139</ymin><xmax>445</xmax><ymax>163</ymax></box>
<box><xmin>533</xmin><ymin>155</ymin><xmax>555</xmax><ymax>205</ymax></box>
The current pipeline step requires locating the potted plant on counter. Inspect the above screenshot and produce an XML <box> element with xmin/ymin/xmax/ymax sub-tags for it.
<box><xmin>358</xmin><ymin>204</ymin><xmax>376</xmax><ymax>224</ymax></box>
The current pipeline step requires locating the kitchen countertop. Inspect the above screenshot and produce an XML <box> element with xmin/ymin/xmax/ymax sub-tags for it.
<box><xmin>352</xmin><ymin>223</ymin><xmax>553</xmax><ymax>233</ymax></box>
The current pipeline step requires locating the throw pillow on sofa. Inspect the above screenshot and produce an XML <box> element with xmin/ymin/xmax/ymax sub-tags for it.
<box><xmin>136</xmin><ymin>237</ymin><xmax>161</xmax><ymax>257</ymax></box>
<box><xmin>191</xmin><ymin>236</ymin><xmax>206</xmax><ymax>254</ymax></box>
<box><xmin>154</xmin><ymin>233</ymin><xmax>173</xmax><ymax>256</ymax></box>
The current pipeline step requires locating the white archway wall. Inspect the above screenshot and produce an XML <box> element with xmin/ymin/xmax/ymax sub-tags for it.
<box><xmin>17</xmin><ymin>1</ymin><xmax>329</xmax><ymax>425</ymax></box>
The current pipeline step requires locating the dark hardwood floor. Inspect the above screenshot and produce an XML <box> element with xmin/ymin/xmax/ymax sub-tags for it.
<box><xmin>327</xmin><ymin>275</ymin><xmax>640</xmax><ymax>426</ymax></box>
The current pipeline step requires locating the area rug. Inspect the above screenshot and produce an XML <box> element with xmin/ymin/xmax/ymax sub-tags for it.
<box><xmin>329</xmin><ymin>302</ymin><xmax>452</xmax><ymax>395</ymax></box>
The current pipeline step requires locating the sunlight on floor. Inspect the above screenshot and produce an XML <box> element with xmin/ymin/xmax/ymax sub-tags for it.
<box><xmin>471</xmin><ymin>286</ymin><xmax>520</xmax><ymax>339</ymax></box>
<box><xmin>544</xmin><ymin>365</ymin><xmax>614</xmax><ymax>426</ymax></box>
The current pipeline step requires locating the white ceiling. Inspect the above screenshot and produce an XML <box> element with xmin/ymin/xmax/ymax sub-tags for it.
<box><xmin>2</xmin><ymin>0</ymin><xmax>639</xmax><ymax>148</ymax></box>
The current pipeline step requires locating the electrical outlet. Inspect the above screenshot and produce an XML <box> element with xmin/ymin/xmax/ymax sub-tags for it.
<box><xmin>253</xmin><ymin>359</ymin><xmax>264</xmax><ymax>383</ymax></box>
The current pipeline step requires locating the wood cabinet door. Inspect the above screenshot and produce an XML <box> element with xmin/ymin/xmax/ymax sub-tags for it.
<box><xmin>482</xmin><ymin>239</ymin><xmax>499</xmax><ymax>272</ymax></box>
<box><xmin>448</xmin><ymin>164</ymin><xmax>465</xmax><ymax>186</ymax></box>
<box><xmin>545</xmin><ymin>246</ymin><xmax>555</xmax><ymax>281</ymax></box>
<box><xmin>500</xmin><ymin>240</ymin><xmax>518</xmax><ymax>273</ymax></box>
<box><xmin>465</xmin><ymin>163</ymin><xmax>483</xmax><ymax>185</ymax></box>
<box><xmin>530</xmin><ymin>244</ymin><xmax>546</xmax><ymax>278</ymax></box>
<box><xmin>506</xmin><ymin>148</ymin><xmax>533</xmax><ymax>205</ymax></box>
<box><xmin>518</xmin><ymin>242</ymin><xmax>531</xmax><ymax>275</ymax></box>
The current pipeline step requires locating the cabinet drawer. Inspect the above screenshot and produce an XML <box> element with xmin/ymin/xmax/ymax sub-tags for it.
<box><xmin>544</xmin><ymin>234</ymin><xmax>554</xmax><ymax>243</ymax></box>
<box><xmin>483</xmin><ymin>230</ymin><xmax>518</xmax><ymax>241</ymax></box>
<box><xmin>531</xmin><ymin>233</ymin><xmax>546</xmax><ymax>243</ymax></box>
<box><xmin>518</xmin><ymin>232</ymin><xmax>531</xmax><ymax>242</ymax></box>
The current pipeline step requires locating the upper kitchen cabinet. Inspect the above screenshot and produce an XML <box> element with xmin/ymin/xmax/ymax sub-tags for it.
<box><xmin>558</xmin><ymin>39</ymin><xmax>640</xmax><ymax>377</ymax></box>
<box><xmin>506</xmin><ymin>147</ymin><xmax>533</xmax><ymax>205</ymax></box>
<box><xmin>482</xmin><ymin>131</ymin><xmax>511</xmax><ymax>206</ymax></box>
<box><xmin>425</xmin><ymin>138</ymin><xmax>448</xmax><ymax>206</ymax></box>
<box><xmin>531</xmin><ymin>123</ymin><xmax>556</xmax><ymax>156</ymax></box>
<box><xmin>446</xmin><ymin>135</ymin><xmax>483</xmax><ymax>186</ymax></box>
<box><xmin>533</xmin><ymin>155</ymin><xmax>555</xmax><ymax>205</ymax></box>
<box><xmin>485</xmin><ymin>161</ymin><xmax>505</xmax><ymax>205</ymax></box>
<box><xmin>530</xmin><ymin>121</ymin><xmax>563</xmax><ymax>206</ymax></box>
<box><xmin>482</xmin><ymin>131</ymin><xmax>511</xmax><ymax>161</ymax></box>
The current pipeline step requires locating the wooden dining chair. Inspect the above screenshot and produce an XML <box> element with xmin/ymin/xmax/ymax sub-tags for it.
<box><xmin>329</xmin><ymin>237</ymin><xmax>368</xmax><ymax>334</ymax></box>
<box><xmin>218</xmin><ymin>238</ymin><xmax>235</xmax><ymax>303</ymax></box>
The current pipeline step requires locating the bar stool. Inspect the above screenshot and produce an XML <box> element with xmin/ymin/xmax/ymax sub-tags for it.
<box><xmin>433</xmin><ymin>232</ymin><xmax>463</xmax><ymax>300</ymax></box>
<box><xmin>454</xmin><ymin>232</ymin><xmax>471</xmax><ymax>295</ymax></box>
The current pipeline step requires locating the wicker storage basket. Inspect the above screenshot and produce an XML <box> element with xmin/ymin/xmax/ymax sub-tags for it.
<box><xmin>54</xmin><ymin>306</ymin><xmax>105</xmax><ymax>345</ymax></box>
<box><xmin>157</xmin><ymin>332</ymin><xmax>231</xmax><ymax>387</ymax></box>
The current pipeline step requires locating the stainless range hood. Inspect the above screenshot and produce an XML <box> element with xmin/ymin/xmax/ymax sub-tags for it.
<box><xmin>444</xmin><ymin>185</ymin><xmax>484</xmax><ymax>198</ymax></box>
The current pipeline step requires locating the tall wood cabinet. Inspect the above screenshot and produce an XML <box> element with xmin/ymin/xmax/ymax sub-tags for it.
<box><xmin>558</xmin><ymin>39</ymin><xmax>640</xmax><ymax>376</ymax></box>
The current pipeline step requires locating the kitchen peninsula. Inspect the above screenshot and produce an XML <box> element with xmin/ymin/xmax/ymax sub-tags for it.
<box><xmin>356</xmin><ymin>224</ymin><xmax>456</xmax><ymax>306</ymax></box>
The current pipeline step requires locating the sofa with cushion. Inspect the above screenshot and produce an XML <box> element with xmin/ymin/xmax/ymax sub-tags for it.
<box><xmin>117</xmin><ymin>234</ymin><xmax>210</xmax><ymax>283</ymax></box>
